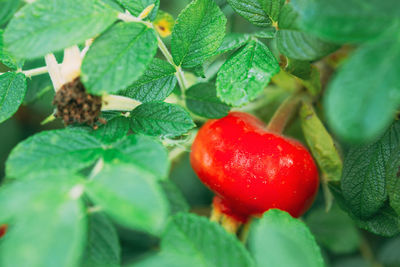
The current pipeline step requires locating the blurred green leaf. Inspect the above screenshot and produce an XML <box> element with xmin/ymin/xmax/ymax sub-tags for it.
<box><xmin>252</xmin><ymin>27</ymin><xmax>276</xmax><ymax>39</ymax></box>
<box><xmin>216</xmin><ymin>39</ymin><xmax>279</xmax><ymax>106</ymax></box>
<box><xmin>300</xmin><ymin>102</ymin><xmax>342</xmax><ymax>182</ymax></box>
<box><xmin>130</xmin><ymin>102</ymin><xmax>195</xmax><ymax>137</ymax></box>
<box><xmin>86</xmin><ymin>163</ymin><xmax>168</xmax><ymax>235</ymax></box>
<box><xmin>4</xmin><ymin>0</ymin><xmax>118</xmax><ymax>59</ymax></box>
<box><xmin>0</xmin><ymin>176</ymin><xmax>87</xmax><ymax>267</ymax></box>
<box><xmin>277</xmin><ymin>4</ymin><xmax>338</xmax><ymax>61</ymax></box>
<box><xmin>92</xmin><ymin>113</ymin><xmax>130</xmax><ymax>144</ymax></box>
<box><xmin>262</xmin><ymin>0</ymin><xmax>285</xmax><ymax>21</ymax></box>
<box><xmin>160</xmin><ymin>180</ymin><xmax>190</xmax><ymax>215</ymax></box>
<box><xmin>81</xmin><ymin>22</ymin><xmax>157</xmax><ymax>95</ymax></box>
<box><xmin>0</xmin><ymin>72</ymin><xmax>27</xmax><ymax>123</ymax></box>
<box><xmin>135</xmin><ymin>213</ymin><xmax>254</xmax><ymax>266</ymax></box>
<box><xmin>306</xmin><ymin>205</ymin><xmax>360</xmax><ymax>254</ymax></box>
<box><xmin>385</xmin><ymin>149</ymin><xmax>400</xmax><ymax>215</ymax></box>
<box><xmin>0</xmin><ymin>0</ymin><xmax>20</xmax><ymax>25</ymax></box>
<box><xmin>248</xmin><ymin>209</ymin><xmax>324</xmax><ymax>267</ymax></box>
<box><xmin>378</xmin><ymin>237</ymin><xmax>400</xmax><ymax>266</ymax></box>
<box><xmin>325</xmin><ymin>30</ymin><xmax>400</xmax><ymax>143</ymax></box>
<box><xmin>0</xmin><ymin>30</ymin><xmax>18</xmax><ymax>69</ymax></box>
<box><xmin>186</xmin><ymin>82</ymin><xmax>230</xmax><ymax>118</ymax></box>
<box><xmin>227</xmin><ymin>0</ymin><xmax>271</xmax><ymax>26</ymax></box>
<box><xmin>341</xmin><ymin>121</ymin><xmax>400</xmax><ymax>218</ymax></box>
<box><xmin>116</xmin><ymin>0</ymin><xmax>160</xmax><ymax>21</ymax></box>
<box><xmin>291</xmin><ymin>0</ymin><xmax>400</xmax><ymax>43</ymax></box>
<box><xmin>82</xmin><ymin>213</ymin><xmax>121</xmax><ymax>267</ymax></box>
<box><xmin>171</xmin><ymin>0</ymin><xmax>227</xmax><ymax>68</ymax></box>
<box><xmin>214</xmin><ymin>32</ymin><xmax>250</xmax><ymax>56</ymax></box>
<box><xmin>120</xmin><ymin>58</ymin><xmax>177</xmax><ymax>103</ymax></box>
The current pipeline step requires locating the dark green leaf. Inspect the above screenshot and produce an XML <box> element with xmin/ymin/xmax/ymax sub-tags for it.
<box><xmin>0</xmin><ymin>72</ymin><xmax>27</xmax><ymax>123</ymax></box>
<box><xmin>186</xmin><ymin>82</ymin><xmax>230</xmax><ymax>118</ymax></box>
<box><xmin>291</xmin><ymin>0</ymin><xmax>400</xmax><ymax>43</ymax></box>
<box><xmin>0</xmin><ymin>176</ymin><xmax>87</xmax><ymax>267</ymax></box>
<box><xmin>81</xmin><ymin>22</ymin><xmax>158</xmax><ymax>95</ymax></box>
<box><xmin>277</xmin><ymin>4</ymin><xmax>338</xmax><ymax>61</ymax></box>
<box><xmin>248</xmin><ymin>209</ymin><xmax>324</xmax><ymax>267</ymax></box>
<box><xmin>86</xmin><ymin>163</ymin><xmax>168</xmax><ymax>235</ymax></box>
<box><xmin>116</xmin><ymin>0</ymin><xmax>160</xmax><ymax>21</ymax></box>
<box><xmin>285</xmin><ymin>59</ymin><xmax>311</xmax><ymax>80</ymax></box>
<box><xmin>0</xmin><ymin>0</ymin><xmax>20</xmax><ymax>25</ymax></box>
<box><xmin>214</xmin><ymin>32</ymin><xmax>250</xmax><ymax>56</ymax></box>
<box><xmin>341</xmin><ymin>121</ymin><xmax>400</xmax><ymax>218</ymax></box>
<box><xmin>385</xmin><ymin>149</ymin><xmax>400</xmax><ymax>215</ymax></box>
<box><xmin>300</xmin><ymin>102</ymin><xmax>342</xmax><ymax>182</ymax></box>
<box><xmin>306</xmin><ymin>205</ymin><xmax>360</xmax><ymax>254</ymax></box>
<box><xmin>4</xmin><ymin>0</ymin><xmax>118</xmax><ymax>59</ymax></box>
<box><xmin>82</xmin><ymin>213</ymin><xmax>120</xmax><ymax>267</ymax></box>
<box><xmin>171</xmin><ymin>0</ymin><xmax>227</xmax><ymax>68</ymax></box>
<box><xmin>92</xmin><ymin>113</ymin><xmax>130</xmax><ymax>144</ymax></box>
<box><xmin>252</xmin><ymin>27</ymin><xmax>276</xmax><ymax>39</ymax></box>
<box><xmin>120</xmin><ymin>58</ymin><xmax>177</xmax><ymax>102</ymax></box>
<box><xmin>160</xmin><ymin>180</ymin><xmax>190</xmax><ymax>215</ymax></box>
<box><xmin>227</xmin><ymin>0</ymin><xmax>271</xmax><ymax>26</ymax></box>
<box><xmin>216</xmin><ymin>39</ymin><xmax>279</xmax><ymax>106</ymax></box>
<box><xmin>136</xmin><ymin>213</ymin><xmax>254</xmax><ymax>266</ymax></box>
<box><xmin>325</xmin><ymin>31</ymin><xmax>400</xmax><ymax>143</ymax></box>
<box><xmin>130</xmin><ymin>102</ymin><xmax>195</xmax><ymax>137</ymax></box>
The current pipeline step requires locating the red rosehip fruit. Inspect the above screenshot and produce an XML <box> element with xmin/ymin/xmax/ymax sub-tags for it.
<box><xmin>0</xmin><ymin>224</ymin><xmax>8</xmax><ymax>238</ymax></box>
<box><xmin>190</xmin><ymin>112</ymin><xmax>319</xmax><ymax>222</ymax></box>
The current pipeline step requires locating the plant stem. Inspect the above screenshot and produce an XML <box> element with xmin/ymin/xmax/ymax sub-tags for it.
<box><xmin>101</xmin><ymin>94</ymin><xmax>141</xmax><ymax>111</ymax></box>
<box><xmin>266</xmin><ymin>93</ymin><xmax>303</xmax><ymax>134</ymax></box>
<box><xmin>45</xmin><ymin>53</ymin><xmax>64</xmax><ymax>92</ymax></box>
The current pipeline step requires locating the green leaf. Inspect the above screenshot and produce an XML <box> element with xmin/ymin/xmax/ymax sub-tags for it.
<box><xmin>385</xmin><ymin>149</ymin><xmax>400</xmax><ymax>215</ymax></box>
<box><xmin>227</xmin><ymin>0</ymin><xmax>271</xmax><ymax>26</ymax></box>
<box><xmin>171</xmin><ymin>0</ymin><xmax>227</xmax><ymax>68</ymax></box>
<box><xmin>276</xmin><ymin>4</ymin><xmax>338</xmax><ymax>61</ymax></box>
<box><xmin>306</xmin><ymin>205</ymin><xmax>360</xmax><ymax>254</ymax></box>
<box><xmin>300</xmin><ymin>102</ymin><xmax>342</xmax><ymax>182</ymax></box>
<box><xmin>92</xmin><ymin>112</ymin><xmax>130</xmax><ymax>144</ymax></box>
<box><xmin>0</xmin><ymin>72</ymin><xmax>27</xmax><ymax>123</ymax></box>
<box><xmin>291</xmin><ymin>0</ymin><xmax>400</xmax><ymax>43</ymax></box>
<box><xmin>0</xmin><ymin>176</ymin><xmax>87</xmax><ymax>267</ymax></box>
<box><xmin>116</xmin><ymin>0</ymin><xmax>160</xmax><ymax>21</ymax></box>
<box><xmin>252</xmin><ymin>27</ymin><xmax>277</xmax><ymax>39</ymax></box>
<box><xmin>81</xmin><ymin>213</ymin><xmax>121</xmax><ymax>267</ymax></box>
<box><xmin>136</xmin><ymin>213</ymin><xmax>254</xmax><ymax>266</ymax></box>
<box><xmin>186</xmin><ymin>82</ymin><xmax>230</xmax><ymax>118</ymax></box>
<box><xmin>216</xmin><ymin>39</ymin><xmax>279</xmax><ymax>106</ymax></box>
<box><xmin>120</xmin><ymin>58</ymin><xmax>177</xmax><ymax>102</ymax></box>
<box><xmin>130</xmin><ymin>102</ymin><xmax>195</xmax><ymax>137</ymax></box>
<box><xmin>0</xmin><ymin>0</ymin><xmax>20</xmax><ymax>25</ymax></box>
<box><xmin>160</xmin><ymin>180</ymin><xmax>190</xmax><ymax>215</ymax></box>
<box><xmin>341</xmin><ymin>121</ymin><xmax>400</xmax><ymax>218</ymax></box>
<box><xmin>262</xmin><ymin>0</ymin><xmax>285</xmax><ymax>21</ymax></box>
<box><xmin>325</xmin><ymin>32</ymin><xmax>400</xmax><ymax>143</ymax></box>
<box><xmin>4</xmin><ymin>0</ymin><xmax>118</xmax><ymax>59</ymax></box>
<box><xmin>378</xmin><ymin>237</ymin><xmax>400</xmax><ymax>266</ymax></box>
<box><xmin>81</xmin><ymin>22</ymin><xmax>158</xmax><ymax>95</ymax></box>
<box><xmin>86</xmin><ymin>163</ymin><xmax>168</xmax><ymax>235</ymax></box>
<box><xmin>249</xmin><ymin>209</ymin><xmax>324</xmax><ymax>267</ymax></box>
<box><xmin>6</xmin><ymin>128</ymin><xmax>169</xmax><ymax>179</ymax></box>
<box><xmin>0</xmin><ymin>30</ymin><xmax>18</xmax><ymax>69</ymax></box>
<box><xmin>214</xmin><ymin>33</ymin><xmax>250</xmax><ymax>56</ymax></box>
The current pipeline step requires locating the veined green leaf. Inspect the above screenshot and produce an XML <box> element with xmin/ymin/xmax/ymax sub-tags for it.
<box><xmin>385</xmin><ymin>149</ymin><xmax>400</xmax><ymax>215</ymax></box>
<box><xmin>171</xmin><ymin>0</ymin><xmax>227</xmax><ymax>68</ymax></box>
<box><xmin>0</xmin><ymin>72</ymin><xmax>27</xmax><ymax>123</ymax></box>
<box><xmin>4</xmin><ymin>0</ymin><xmax>118</xmax><ymax>59</ymax></box>
<box><xmin>213</xmin><ymin>32</ymin><xmax>250</xmax><ymax>56</ymax></box>
<box><xmin>81</xmin><ymin>22</ymin><xmax>158</xmax><ymax>95</ymax></box>
<box><xmin>216</xmin><ymin>39</ymin><xmax>279</xmax><ymax>106</ymax></box>
<box><xmin>227</xmin><ymin>0</ymin><xmax>271</xmax><ymax>26</ymax></box>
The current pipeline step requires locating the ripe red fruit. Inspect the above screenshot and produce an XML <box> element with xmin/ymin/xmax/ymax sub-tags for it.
<box><xmin>0</xmin><ymin>224</ymin><xmax>8</xmax><ymax>238</ymax></box>
<box><xmin>190</xmin><ymin>112</ymin><xmax>319</xmax><ymax>222</ymax></box>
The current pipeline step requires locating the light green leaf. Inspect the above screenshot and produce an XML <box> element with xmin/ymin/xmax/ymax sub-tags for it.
<box><xmin>385</xmin><ymin>149</ymin><xmax>400</xmax><ymax>215</ymax></box>
<box><xmin>277</xmin><ymin>4</ymin><xmax>338</xmax><ymax>61</ymax></box>
<box><xmin>135</xmin><ymin>213</ymin><xmax>254</xmax><ymax>266</ymax></box>
<box><xmin>0</xmin><ymin>0</ymin><xmax>20</xmax><ymax>25</ymax></box>
<box><xmin>341</xmin><ymin>121</ymin><xmax>400</xmax><ymax>218</ymax></box>
<box><xmin>253</xmin><ymin>27</ymin><xmax>276</xmax><ymax>39</ymax></box>
<box><xmin>262</xmin><ymin>0</ymin><xmax>285</xmax><ymax>21</ymax></box>
<box><xmin>0</xmin><ymin>72</ymin><xmax>27</xmax><ymax>123</ymax></box>
<box><xmin>86</xmin><ymin>163</ymin><xmax>168</xmax><ymax>235</ymax></box>
<box><xmin>81</xmin><ymin>22</ymin><xmax>158</xmax><ymax>95</ymax></box>
<box><xmin>171</xmin><ymin>0</ymin><xmax>227</xmax><ymax>68</ymax></box>
<box><xmin>291</xmin><ymin>0</ymin><xmax>400</xmax><ymax>43</ymax></box>
<box><xmin>227</xmin><ymin>0</ymin><xmax>271</xmax><ymax>26</ymax></box>
<box><xmin>120</xmin><ymin>58</ymin><xmax>177</xmax><ymax>102</ymax></box>
<box><xmin>248</xmin><ymin>209</ymin><xmax>324</xmax><ymax>267</ymax></box>
<box><xmin>300</xmin><ymin>102</ymin><xmax>342</xmax><ymax>182</ymax></box>
<box><xmin>186</xmin><ymin>82</ymin><xmax>230</xmax><ymax>118</ymax></box>
<box><xmin>0</xmin><ymin>30</ymin><xmax>18</xmax><ymax>69</ymax></box>
<box><xmin>0</xmin><ymin>176</ymin><xmax>87</xmax><ymax>267</ymax></box>
<box><xmin>116</xmin><ymin>0</ymin><xmax>160</xmax><ymax>21</ymax></box>
<box><xmin>82</xmin><ymin>213</ymin><xmax>121</xmax><ymax>267</ymax></box>
<box><xmin>4</xmin><ymin>0</ymin><xmax>118</xmax><ymax>59</ymax></box>
<box><xmin>130</xmin><ymin>102</ymin><xmax>195</xmax><ymax>137</ymax></box>
<box><xmin>216</xmin><ymin>39</ymin><xmax>279</xmax><ymax>106</ymax></box>
<box><xmin>306</xmin><ymin>205</ymin><xmax>360</xmax><ymax>254</ymax></box>
<box><xmin>324</xmin><ymin>31</ymin><xmax>400</xmax><ymax>143</ymax></box>
<box><xmin>160</xmin><ymin>180</ymin><xmax>190</xmax><ymax>215</ymax></box>
<box><xmin>213</xmin><ymin>32</ymin><xmax>250</xmax><ymax>56</ymax></box>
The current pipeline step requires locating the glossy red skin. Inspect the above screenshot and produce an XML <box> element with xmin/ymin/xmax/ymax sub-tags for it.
<box><xmin>190</xmin><ymin>112</ymin><xmax>319</xmax><ymax>221</ymax></box>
